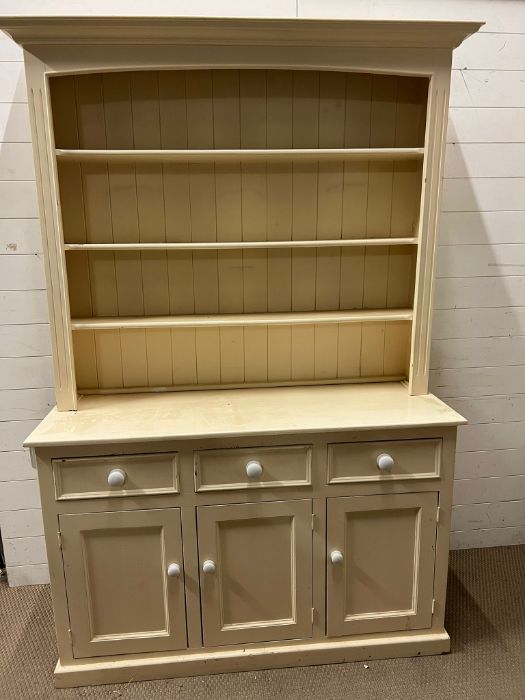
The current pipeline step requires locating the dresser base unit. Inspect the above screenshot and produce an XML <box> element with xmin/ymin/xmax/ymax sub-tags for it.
<box><xmin>26</xmin><ymin>383</ymin><xmax>465</xmax><ymax>689</ymax></box>
<box><xmin>54</xmin><ymin>629</ymin><xmax>450</xmax><ymax>688</ymax></box>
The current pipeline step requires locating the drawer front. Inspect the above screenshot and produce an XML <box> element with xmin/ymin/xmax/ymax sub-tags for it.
<box><xmin>328</xmin><ymin>438</ymin><xmax>441</xmax><ymax>483</ymax></box>
<box><xmin>53</xmin><ymin>453</ymin><xmax>179</xmax><ymax>500</ymax></box>
<box><xmin>195</xmin><ymin>445</ymin><xmax>312</xmax><ymax>492</ymax></box>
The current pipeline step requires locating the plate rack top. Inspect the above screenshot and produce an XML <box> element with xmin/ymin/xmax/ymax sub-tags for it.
<box><xmin>0</xmin><ymin>13</ymin><xmax>482</xmax><ymax>411</ymax></box>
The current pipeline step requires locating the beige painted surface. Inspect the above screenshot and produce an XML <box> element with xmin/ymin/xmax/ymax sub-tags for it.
<box><xmin>24</xmin><ymin>382</ymin><xmax>465</xmax><ymax>447</ymax></box>
<box><xmin>328</xmin><ymin>437</ymin><xmax>442</xmax><ymax>483</ymax></box>
<box><xmin>59</xmin><ymin>508</ymin><xmax>187</xmax><ymax>658</ymax></box>
<box><xmin>2</xmin><ymin>0</ymin><xmax>525</xmax><ymax>589</ymax></box>
<box><xmin>58</xmin><ymin>65</ymin><xmax>420</xmax><ymax>394</ymax></box>
<box><xmin>197</xmin><ymin>499</ymin><xmax>313</xmax><ymax>646</ymax></box>
<box><xmin>1</xmin><ymin>16</ymin><xmax>480</xmax><ymax>409</ymax></box>
<box><xmin>326</xmin><ymin>492</ymin><xmax>437</xmax><ymax>636</ymax></box>
<box><xmin>53</xmin><ymin>452</ymin><xmax>179</xmax><ymax>500</ymax></box>
<box><xmin>53</xmin><ymin>630</ymin><xmax>451</xmax><ymax>687</ymax></box>
<box><xmin>0</xmin><ymin>11</ymin><xmax>476</xmax><ymax>688</ymax></box>
<box><xmin>31</xmin><ymin>422</ymin><xmax>459</xmax><ymax>685</ymax></box>
<box><xmin>195</xmin><ymin>444</ymin><xmax>312</xmax><ymax>492</ymax></box>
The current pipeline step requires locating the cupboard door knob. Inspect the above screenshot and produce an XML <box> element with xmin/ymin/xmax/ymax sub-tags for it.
<box><xmin>330</xmin><ymin>550</ymin><xmax>344</xmax><ymax>565</ymax></box>
<box><xmin>376</xmin><ymin>453</ymin><xmax>395</xmax><ymax>471</ymax></box>
<box><xmin>202</xmin><ymin>559</ymin><xmax>216</xmax><ymax>574</ymax></box>
<box><xmin>107</xmin><ymin>468</ymin><xmax>126</xmax><ymax>487</ymax></box>
<box><xmin>167</xmin><ymin>563</ymin><xmax>181</xmax><ymax>577</ymax></box>
<box><xmin>245</xmin><ymin>460</ymin><xmax>263</xmax><ymax>478</ymax></box>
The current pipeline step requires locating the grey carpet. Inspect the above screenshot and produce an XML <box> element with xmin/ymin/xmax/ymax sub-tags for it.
<box><xmin>1</xmin><ymin>545</ymin><xmax>524</xmax><ymax>699</ymax></box>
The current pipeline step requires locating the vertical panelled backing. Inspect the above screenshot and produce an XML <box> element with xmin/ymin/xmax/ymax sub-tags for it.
<box><xmin>50</xmin><ymin>69</ymin><xmax>427</xmax><ymax>392</ymax></box>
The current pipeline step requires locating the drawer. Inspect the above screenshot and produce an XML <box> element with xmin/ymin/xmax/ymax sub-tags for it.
<box><xmin>53</xmin><ymin>453</ymin><xmax>179</xmax><ymax>500</ymax></box>
<box><xmin>194</xmin><ymin>445</ymin><xmax>312</xmax><ymax>492</ymax></box>
<box><xmin>327</xmin><ymin>438</ymin><xmax>441</xmax><ymax>484</ymax></box>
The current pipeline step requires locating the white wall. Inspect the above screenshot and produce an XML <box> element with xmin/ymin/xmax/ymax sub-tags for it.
<box><xmin>1</xmin><ymin>0</ymin><xmax>524</xmax><ymax>585</ymax></box>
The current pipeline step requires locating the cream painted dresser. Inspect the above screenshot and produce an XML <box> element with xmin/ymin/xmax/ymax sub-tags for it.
<box><xmin>1</xmin><ymin>13</ymin><xmax>482</xmax><ymax>688</ymax></box>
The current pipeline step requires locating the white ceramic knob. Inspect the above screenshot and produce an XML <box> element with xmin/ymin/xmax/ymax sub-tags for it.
<box><xmin>376</xmin><ymin>453</ymin><xmax>395</xmax><ymax>472</ymax></box>
<box><xmin>330</xmin><ymin>550</ymin><xmax>344</xmax><ymax>565</ymax></box>
<box><xmin>202</xmin><ymin>559</ymin><xmax>216</xmax><ymax>574</ymax></box>
<box><xmin>167</xmin><ymin>563</ymin><xmax>181</xmax><ymax>577</ymax></box>
<box><xmin>107</xmin><ymin>468</ymin><xmax>126</xmax><ymax>487</ymax></box>
<box><xmin>245</xmin><ymin>460</ymin><xmax>263</xmax><ymax>478</ymax></box>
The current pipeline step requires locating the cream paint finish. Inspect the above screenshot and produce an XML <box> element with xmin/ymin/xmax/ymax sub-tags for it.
<box><xmin>24</xmin><ymin>383</ymin><xmax>465</xmax><ymax>448</ymax></box>
<box><xmin>49</xmin><ymin>66</ymin><xmax>423</xmax><ymax>396</ymax></box>
<box><xmin>326</xmin><ymin>492</ymin><xmax>437</xmax><ymax>636</ymax></box>
<box><xmin>0</xmin><ymin>3</ymin><xmax>516</xmax><ymax>591</ymax></box>
<box><xmin>197</xmin><ymin>499</ymin><xmax>313</xmax><ymax>646</ymax></box>
<box><xmin>53</xmin><ymin>453</ymin><xmax>179</xmax><ymax>500</ymax></box>
<box><xmin>328</xmin><ymin>437</ymin><xmax>442</xmax><ymax>483</ymax></box>
<box><xmin>0</xmin><ymin>14</ymin><xmax>475</xmax><ymax>406</ymax></box>
<box><xmin>0</xmin><ymin>3</ymin><xmax>521</xmax><ymax>593</ymax></box>
<box><xmin>59</xmin><ymin>507</ymin><xmax>188</xmax><ymax>658</ymax></box>
<box><xmin>0</xmin><ymin>7</ymin><xmax>488</xmax><ymax>690</ymax></box>
<box><xmin>30</xmin><ymin>422</ymin><xmax>459</xmax><ymax>685</ymax></box>
<box><xmin>50</xmin><ymin>630</ymin><xmax>451</xmax><ymax>687</ymax></box>
<box><xmin>194</xmin><ymin>444</ymin><xmax>312</xmax><ymax>492</ymax></box>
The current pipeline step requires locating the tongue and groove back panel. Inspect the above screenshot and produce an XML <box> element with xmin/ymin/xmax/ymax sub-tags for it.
<box><xmin>50</xmin><ymin>69</ymin><xmax>428</xmax><ymax>392</ymax></box>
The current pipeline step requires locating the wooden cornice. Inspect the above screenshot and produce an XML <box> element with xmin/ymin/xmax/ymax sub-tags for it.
<box><xmin>0</xmin><ymin>16</ymin><xmax>483</xmax><ymax>50</ymax></box>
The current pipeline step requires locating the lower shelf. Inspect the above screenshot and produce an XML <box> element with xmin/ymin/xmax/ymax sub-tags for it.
<box><xmin>54</xmin><ymin>629</ymin><xmax>450</xmax><ymax>688</ymax></box>
<box><xmin>70</xmin><ymin>308</ymin><xmax>413</xmax><ymax>330</ymax></box>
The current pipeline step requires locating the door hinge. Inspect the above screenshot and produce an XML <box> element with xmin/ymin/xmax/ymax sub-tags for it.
<box><xmin>432</xmin><ymin>599</ymin><xmax>436</xmax><ymax>615</ymax></box>
<box><xmin>436</xmin><ymin>506</ymin><xmax>441</xmax><ymax>523</ymax></box>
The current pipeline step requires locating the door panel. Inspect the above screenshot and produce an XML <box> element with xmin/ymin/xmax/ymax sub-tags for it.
<box><xmin>198</xmin><ymin>499</ymin><xmax>313</xmax><ymax>646</ymax></box>
<box><xmin>327</xmin><ymin>492</ymin><xmax>437</xmax><ymax>637</ymax></box>
<box><xmin>59</xmin><ymin>508</ymin><xmax>187</xmax><ymax>658</ymax></box>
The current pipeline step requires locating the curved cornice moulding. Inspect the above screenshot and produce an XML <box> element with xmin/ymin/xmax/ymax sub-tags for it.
<box><xmin>0</xmin><ymin>16</ymin><xmax>484</xmax><ymax>50</ymax></box>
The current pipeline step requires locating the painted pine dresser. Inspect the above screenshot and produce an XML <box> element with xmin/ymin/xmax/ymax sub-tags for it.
<box><xmin>0</xmin><ymin>14</ymin><xmax>482</xmax><ymax>688</ymax></box>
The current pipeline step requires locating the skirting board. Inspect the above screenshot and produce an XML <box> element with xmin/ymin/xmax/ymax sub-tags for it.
<box><xmin>54</xmin><ymin>629</ymin><xmax>451</xmax><ymax>688</ymax></box>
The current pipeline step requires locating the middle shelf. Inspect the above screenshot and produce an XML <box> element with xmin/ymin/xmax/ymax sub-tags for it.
<box><xmin>56</xmin><ymin>147</ymin><xmax>425</xmax><ymax>163</ymax></box>
<box><xmin>70</xmin><ymin>308</ymin><xmax>413</xmax><ymax>331</ymax></box>
<box><xmin>63</xmin><ymin>238</ymin><xmax>418</xmax><ymax>251</ymax></box>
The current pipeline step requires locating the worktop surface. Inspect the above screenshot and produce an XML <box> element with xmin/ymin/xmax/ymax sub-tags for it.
<box><xmin>25</xmin><ymin>382</ymin><xmax>466</xmax><ymax>448</ymax></box>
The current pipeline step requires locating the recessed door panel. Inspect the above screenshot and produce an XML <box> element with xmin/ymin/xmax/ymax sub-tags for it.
<box><xmin>198</xmin><ymin>499</ymin><xmax>313</xmax><ymax>646</ymax></box>
<box><xmin>327</xmin><ymin>492</ymin><xmax>437</xmax><ymax>636</ymax></box>
<box><xmin>59</xmin><ymin>508</ymin><xmax>187</xmax><ymax>658</ymax></box>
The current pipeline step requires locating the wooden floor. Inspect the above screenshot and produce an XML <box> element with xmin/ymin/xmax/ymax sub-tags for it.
<box><xmin>1</xmin><ymin>545</ymin><xmax>525</xmax><ymax>699</ymax></box>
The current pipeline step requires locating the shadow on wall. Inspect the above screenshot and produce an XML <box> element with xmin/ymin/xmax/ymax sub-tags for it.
<box><xmin>0</xmin><ymin>55</ymin><xmax>52</xmax><ymax>587</ymax></box>
<box><xmin>430</xmin><ymin>92</ymin><xmax>522</xmax><ymax>546</ymax></box>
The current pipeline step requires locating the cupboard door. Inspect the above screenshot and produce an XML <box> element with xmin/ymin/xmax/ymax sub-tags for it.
<box><xmin>198</xmin><ymin>499</ymin><xmax>313</xmax><ymax>646</ymax></box>
<box><xmin>59</xmin><ymin>508</ymin><xmax>187</xmax><ymax>658</ymax></box>
<box><xmin>327</xmin><ymin>492</ymin><xmax>437</xmax><ymax>637</ymax></box>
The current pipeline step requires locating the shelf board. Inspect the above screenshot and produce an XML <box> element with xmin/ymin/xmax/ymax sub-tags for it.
<box><xmin>63</xmin><ymin>237</ymin><xmax>418</xmax><ymax>252</ymax></box>
<box><xmin>55</xmin><ymin>147</ymin><xmax>425</xmax><ymax>163</ymax></box>
<box><xmin>71</xmin><ymin>309</ymin><xmax>413</xmax><ymax>331</ymax></box>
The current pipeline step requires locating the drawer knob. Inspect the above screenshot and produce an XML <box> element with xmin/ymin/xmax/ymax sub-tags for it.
<box><xmin>202</xmin><ymin>559</ymin><xmax>216</xmax><ymax>574</ymax></box>
<box><xmin>107</xmin><ymin>468</ymin><xmax>126</xmax><ymax>487</ymax></box>
<box><xmin>167</xmin><ymin>563</ymin><xmax>181</xmax><ymax>577</ymax></box>
<box><xmin>245</xmin><ymin>460</ymin><xmax>263</xmax><ymax>478</ymax></box>
<box><xmin>330</xmin><ymin>550</ymin><xmax>344</xmax><ymax>565</ymax></box>
<box><xmin>376</xmin><ymin>453</ymin><xmax>395</xmax><ymax>471</ymax></box>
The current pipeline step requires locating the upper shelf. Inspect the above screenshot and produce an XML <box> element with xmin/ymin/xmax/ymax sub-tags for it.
<box><xmin>63</xmin><ymin>238</ymin><xmax>418</xmax><ymax>251</ymax></box>
<box><xmin>70</xmin><ymin>308</ymin><xmax>413</xmax><ymax>331</ymax></box>
<box><xmin>55</xmin><ymin>148</ymin><xmax>425</xmax><ymax>164</ymax></box>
